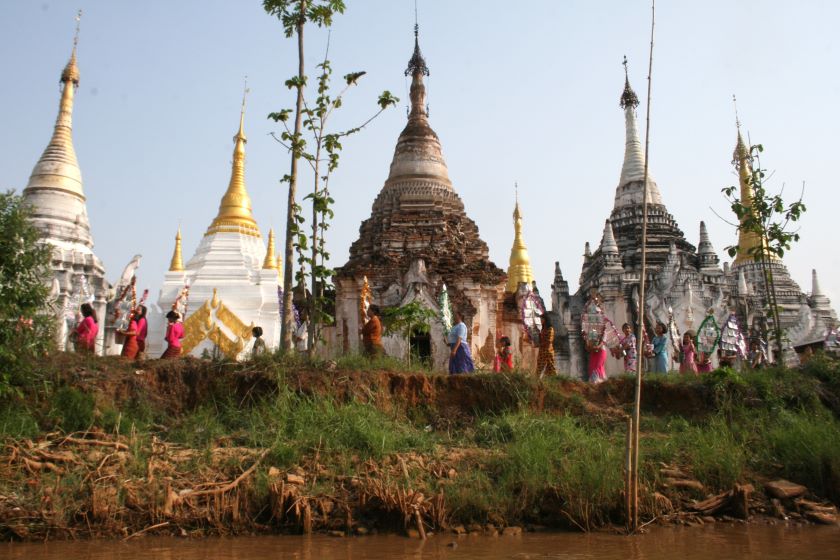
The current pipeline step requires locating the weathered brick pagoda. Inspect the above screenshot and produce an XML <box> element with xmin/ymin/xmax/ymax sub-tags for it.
<box><xmin>334</xmin><ymin>28</ymin><xmax>505</xmax><ymax>367</ymax></box>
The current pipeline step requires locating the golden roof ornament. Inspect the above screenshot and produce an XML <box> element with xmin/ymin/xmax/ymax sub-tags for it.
<box><xmin>169</xmin><ymin>226</ymin><xmax>185</xmax><ymax>271</ymax></box>
<box><xmin>506</xmin><ymin>183</ymin><xmax>535</xmax><ymax>293</ymax></box>
<box><xmin>730</xmin><ymin>96</ymin><xmax>775</xmax><ymax>266</ymax></box>
<box><xmin>206</xmin><ymin>78</ymin><xmax>260</xmax><ymax>237</ymax></box>
<box><xmin>263</xmin><ymin>228</ymin><xmax>279</xmax><ymax>269</ymax></box>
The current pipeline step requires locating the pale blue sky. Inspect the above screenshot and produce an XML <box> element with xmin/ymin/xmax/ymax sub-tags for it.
<box><xmin>2</xmin><ymin>1</ymin><xmax>838</xmax><ymax>309</ymax></box>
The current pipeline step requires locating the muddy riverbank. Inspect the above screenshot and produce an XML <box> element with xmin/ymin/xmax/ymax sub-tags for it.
<box><xmin>1</xmin><ymin>353</ymin><xmax>839</xmax><ymax>541</ymax></box>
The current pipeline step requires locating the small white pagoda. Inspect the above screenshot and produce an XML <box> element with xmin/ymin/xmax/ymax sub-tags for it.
<box><xmin>149</xmin><ymin>96</ymin><xmax>281</xmax><ymax>359</ymax></box>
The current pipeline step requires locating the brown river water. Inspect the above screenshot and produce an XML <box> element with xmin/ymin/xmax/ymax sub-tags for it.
<box><xmin>3</xmin><ymin>525</ymin><xmax>840</xmax><ymax>559</ymax></box>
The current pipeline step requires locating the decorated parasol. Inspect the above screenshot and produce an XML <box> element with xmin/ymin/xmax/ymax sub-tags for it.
<box><xmin>172</xmin><ymin>283</ymin><xmax>190</xmax><ymax>321</ymax></box>
<box><xmin>695</xmin><ymin>310</ymin><xmax>721</xmax><ymax>355</ymax></box>
<box><xmin>581</xmin><ymin>296</ymin><xmax>606</xmax><ymax>346</ymax></box>
<box><xmin>359</xmin><ymin>276</ymin><xmax>372</xmax><ymax>325</ymax></box>
<box><xmin>719</xmin><ymin>313</ymin><xmax>747</xmax><ymax>358</ymax></box>
<box><xmin>438</xmin><ymin>283</ymin><xmax>453</xmax><ymax>335</ymax></box>
<box><xmin>520</xmin><ymin>290</ymin><xmax>545</xmax><ymax>345</ymax></box>
<box><xmin>112</xmin><ymin>276</ymin><xmax>137</xmax><ymax>343</ymax></box>
<box><xmin>667</xmin><ymin>306</ymin><xmax>682</xmax><ymax>358</ymax></box>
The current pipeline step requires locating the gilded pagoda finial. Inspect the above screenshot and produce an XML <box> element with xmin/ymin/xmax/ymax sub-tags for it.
<box><xmin>263</xmin><ymin>229</ymin><xmax>279</xmax><ymax>270</ymax></box>
<box><xmin>619</xmin><ymin>56</ymin><xmax>639</xmax><ymax>109</ymax></box>
<box><xmin>206</xmin><ymin>85</ymin><xmax>260</xmax><ymax>238</ymax></box>
<box><xmin>61</xmin><ymin>10</ymin><xmax>82</xmax><ymax>86</ymax></box>
<box><xmin>506</xmin><ymin>184</ymin><xmax>535</xmax><ymax>293</ymax></box>
<box><xmin>169</xmin><ymin>227</ymin><xmax>185</xmax><ymax>271</ymax></box>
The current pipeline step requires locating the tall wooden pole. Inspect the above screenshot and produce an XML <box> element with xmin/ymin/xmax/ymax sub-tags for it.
<box><xmin>631</xmin><ymin>0</ymin><xmax>656</xmax><ymax>531</ymax></box>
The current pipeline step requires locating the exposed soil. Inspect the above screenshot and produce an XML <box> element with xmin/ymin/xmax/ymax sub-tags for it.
<box><xmin>1</xmin><ymin>355</ymin><xmax>837</xmax><ymax>542</ymax></box>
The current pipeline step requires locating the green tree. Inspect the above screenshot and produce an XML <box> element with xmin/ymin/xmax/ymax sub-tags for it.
<box><xmin>381</xmin><ymin>302</ymin><xmax>437</xmax><ymax>366</ymax></box>
<box><xmin>0</xmin><ymin>191</ymin><xmax>55</xmax><ymax>396</ymax></box>
<box><xmin>269</xmin><ymin>55</ymin><xmax>397</xmax><ymax>356</ymax></box>
<box><xmin>263</xmin><ymin>0</ymin><xmax>346</xmax><ymax>352</ymax></box>
<box><xmin>722</xmin><ymin>143</ymin><xmax>806</xmax><ymax>360</ymax></box>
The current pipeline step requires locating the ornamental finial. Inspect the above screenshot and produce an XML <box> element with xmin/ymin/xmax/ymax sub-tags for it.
<box><xmin>405</xmin><ymin>23</ymin><xmax>429</xmax><ymax>77</ymax></box>
<box><xmin>619</xmin><ymin>55</ymin><xmax>639</xmax><ymax>109</ymax></box>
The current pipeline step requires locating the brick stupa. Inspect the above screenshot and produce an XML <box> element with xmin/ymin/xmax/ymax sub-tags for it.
<box><xmin>334</xmin><ymin>27</ymin><xmax>505</xmax><ymax>367</ymax></box>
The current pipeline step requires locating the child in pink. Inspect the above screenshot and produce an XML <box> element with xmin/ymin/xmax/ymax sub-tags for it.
<box><xmin>679</xmin><ymin>332</ymin><xmax>698</xmax><ymax>375</ymax></box>
<box><xmin>73</xmin><ymin>303</ymin><xmax>99</xmax><ymax>353</ymax></box>
<box><xmin>586</xmin><ymin>338</ymin><xmax>608</xmax><ymax>384</ymax></box>
<box><xmin>162</xmin><ymin>310</ymin><xmax>185</xmax><ymax>358</ymax></box>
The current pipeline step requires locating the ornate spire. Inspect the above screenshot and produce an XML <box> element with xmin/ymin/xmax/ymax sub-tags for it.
<box><xmin>812</xmin><ymin>269</ymin><xmax>823</xmax><ymax>297</ymax></box>
<box><xmin>600</xmin><ymin>220</ymin><xmax>619</xmax><ymax>255</ymax></box>
<box><xmin>698</xmin><ymin>221</ymin><xmax>714</xmax><ymax>254</ymax></box>
<box><xmin>169</xmin><ymin>227</ymin><xmax>184</xmax><ymax>271</ymax></box>
<box><xmin>206</xmin><ymin>82</ymin><xmax>260</xmax><ymax>237</ymax></box>
<box><xmin>619</xmin><ymin>56</ymin><xmax>638</xmax><ymax>109</ymax></box>
<box><xmin>383</xmin><ymin>24</ymin><xmax>450</xmax><ymax>187</ymax></box>
<box><xmin>506</xmin><ymin>185</ymin><xmax>535</xmax><ymax>293</ymax></box>
<box><xmin>23</xmin><ymin>10</ymin><xmax>93</xmax><ymax>246</ymax></box>
<box><xmin>731</xmin><ymin>107</ymin><xmax>774</xmax><ymax>266</ymax></box>
<box><xmin>615</xmin><ymin>57</ymin><xmax>663</xmax><ymax>207</ymax></box>
<box><xmin>697</xmin><ymin>220</ymin><xmax>720</xmax><ymax>271</ymax></box>
<box><xmin>263</xmin><ymin>228</ymin><xmax>279</xmax><ymax>270</ymax></box>
<box><xmin>405</xmin><ymin>24</ymin><xmax>430</xmax><ymax>120</ymax></box>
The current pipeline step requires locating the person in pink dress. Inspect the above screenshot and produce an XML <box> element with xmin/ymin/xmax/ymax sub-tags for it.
<box><xmin>162</xmin><ymin>310</ymin><xmax>185</xmax><ymax>358</ymax></box>
<box><xmin>134</xmin><ymin>305</ymin><xmax>148</xmax><ymax>358</ymax></box>
<box><xmin>586</xmin><ymin>337</ymin><xmax>608</xmax><ymax>384</ymax></box>
<box><xmin>679</xmin><ymin>332</ymin><xmax>699</xmax><ymax>375</ymax></box>
<box><xmin>73</xmin><ymin>303</ymin><xmax>99</xmax><ymax>354</ymax></box>
<box><xmin>696</xmin><ymin>351</ymin><xmax>713</xmax><ymax>373</ymax></box>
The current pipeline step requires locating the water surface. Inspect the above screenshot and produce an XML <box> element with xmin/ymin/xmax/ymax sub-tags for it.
<box><xmin>4</xmin><ymin>524</ymin><xmax>840</xmax><ymax>559</ymax></box>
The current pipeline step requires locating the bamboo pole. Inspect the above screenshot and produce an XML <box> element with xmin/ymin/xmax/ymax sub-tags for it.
<box><xmin>624</xmin><ymin>416</ymin><xmax>633</xmax><ymax>529</ymax></box>
<box><xmin>631</xmin><ymin>0</ymin><xmax>656</xmax><ymax>531</ymax></box>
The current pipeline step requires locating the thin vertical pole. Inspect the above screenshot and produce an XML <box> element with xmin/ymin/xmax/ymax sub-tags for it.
<box><xmin>624</xmin><ymin>416</ymin><xmax>633</xmax><ymax>528</ymax></box>
<box><xmin>632</xmin><ymin>0</ymin><xmax>656</xmax><ymax>531</ymax></box>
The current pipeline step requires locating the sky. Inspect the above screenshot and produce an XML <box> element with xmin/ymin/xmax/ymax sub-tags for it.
<box><xmin>2</xmin><ymin>0</ymin><xmax>838</xmax><ymax>309</ymax></box>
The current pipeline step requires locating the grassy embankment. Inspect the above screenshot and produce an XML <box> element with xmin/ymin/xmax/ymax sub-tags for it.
<box><xmin>1</xmin><ymin>352</ymin><xmax>839</xmax><ymax>539</ymax></box>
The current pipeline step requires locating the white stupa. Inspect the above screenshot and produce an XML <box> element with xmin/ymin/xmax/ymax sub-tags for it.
<box><xmin>22</xmin><ymin>23</ymin><xmax>108</xmax><ymax>352</ymax></box>
<box><xmin>149</xmin><ymin>94</ymin><xmax>281</xmax><ymax>359</ymax></box>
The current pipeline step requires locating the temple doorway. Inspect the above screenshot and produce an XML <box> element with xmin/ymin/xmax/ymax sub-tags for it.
<box><xmin>410</xmin><ymin>327</ymin><xmax>432</xmax><ymax>365</ymax></box>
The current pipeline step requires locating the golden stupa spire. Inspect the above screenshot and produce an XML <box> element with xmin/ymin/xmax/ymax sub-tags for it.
<box><xmin>169</xmin><ymin>226</ymin><xmax>185</xmax><ymax>271</ymax></box>
<box><xmin>731</xmin><ymin>96</ymin><xmax>774</xmax><ymax>266</ymax></box>
<box><xmin>206</xmin><ymin>78</ymin><xmax>260</xmax><ymax>237</ymax></box>
<box><xmin>49</xmin><ymin>10</ymin><xmax>82</xmax><ymax>179</ymax></box>
<box><xmin>506</xmin><ymin>183</ymin><xmax>535</xmax><ymax>293</ymax></box>
<box><xmin>262</xmin><ymin>228</ymin><xmax>279</xmax><ymax>269</ymax></box>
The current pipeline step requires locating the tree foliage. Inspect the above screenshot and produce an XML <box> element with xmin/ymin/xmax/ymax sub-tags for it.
<box><xmin>722</xmin><ymin>143</ymin><xmax>806</xmax><ymax>359</ymax></box>
<box><xmin>265</xmin><ymin>2</ymin><xmax>397</xmax><ymax>355</ymax></box>
<box><xmin>0</xmin><ymin>191</ymin><xmax>55</xmax><ymax>396</ymax></box>
<box><xmin>381</xmin><ymin>302</ymin><xmax>437</xmax><ymax>365</ymax></box>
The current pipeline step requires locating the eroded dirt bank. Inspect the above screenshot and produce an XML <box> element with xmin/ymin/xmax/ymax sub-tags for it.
<box><xmin>1</xmin><ymin>354</ymin><xmax>838</xmax><ymax>541</ymax></box>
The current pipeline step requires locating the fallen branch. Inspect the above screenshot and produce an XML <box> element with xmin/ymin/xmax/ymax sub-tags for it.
<box><xmin>179</xmin><ymin>448</ymin><xmax>270</xmax><ymax>500</ymax></box>
<box><xmin>123</xmin><ymin>521</ymin><xmax>170</xmax><ymax>541</ymax></box>
<box><xmin>62</xmin><ymin>437</ymin><xmax>129</xmax><ymax>451</ymax></box>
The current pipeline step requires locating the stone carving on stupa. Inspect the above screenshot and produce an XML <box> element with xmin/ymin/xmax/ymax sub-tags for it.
<box><xmin>553</xmin><ymin>62</ymin><xmax>727</xmax><ymax>377</ymax></box>
<box><xmin>21</xmin><ymin>15</ymin><xmax>108</xmax><ymax>353</ymax></box>
<box><xmin>334</xmin><ymin>25</ymin><xmax>506</xmax><ymax>368</ymax></box>
<box><xmin>148</xmin><ymin>88</ymin><xmax>282</xmax><ymax>359</ymax></box>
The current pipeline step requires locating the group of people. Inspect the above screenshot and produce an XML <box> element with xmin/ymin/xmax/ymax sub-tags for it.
<box><xmin>606</xmin><ymin>321</ymin><xmax>765</xmax><ymax>378</ymax></box>
<box><xmin>359</xmin><ymin>304</ymin><xmax>476</xmax><ymax>375</ymax></box>
<box><xmin>70</xmin><ymin>304</ymin><xmax>185</xmax><ymax>359</ymax></box>
<box><xmin>610</xmin><ymin>322</ymin><xmax>708</xmax><ymax>376</ymax></box>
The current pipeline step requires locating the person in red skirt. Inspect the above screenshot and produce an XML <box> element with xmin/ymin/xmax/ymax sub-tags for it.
<box><xmin>162</xmin><ymin>310</ymin><xmax>185</xmax><ymax>358</ymax></box>
<box><xmin>117</xmin><ymin>312</ymin><xmax>140</xmax><ymax>360</ymax></box>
